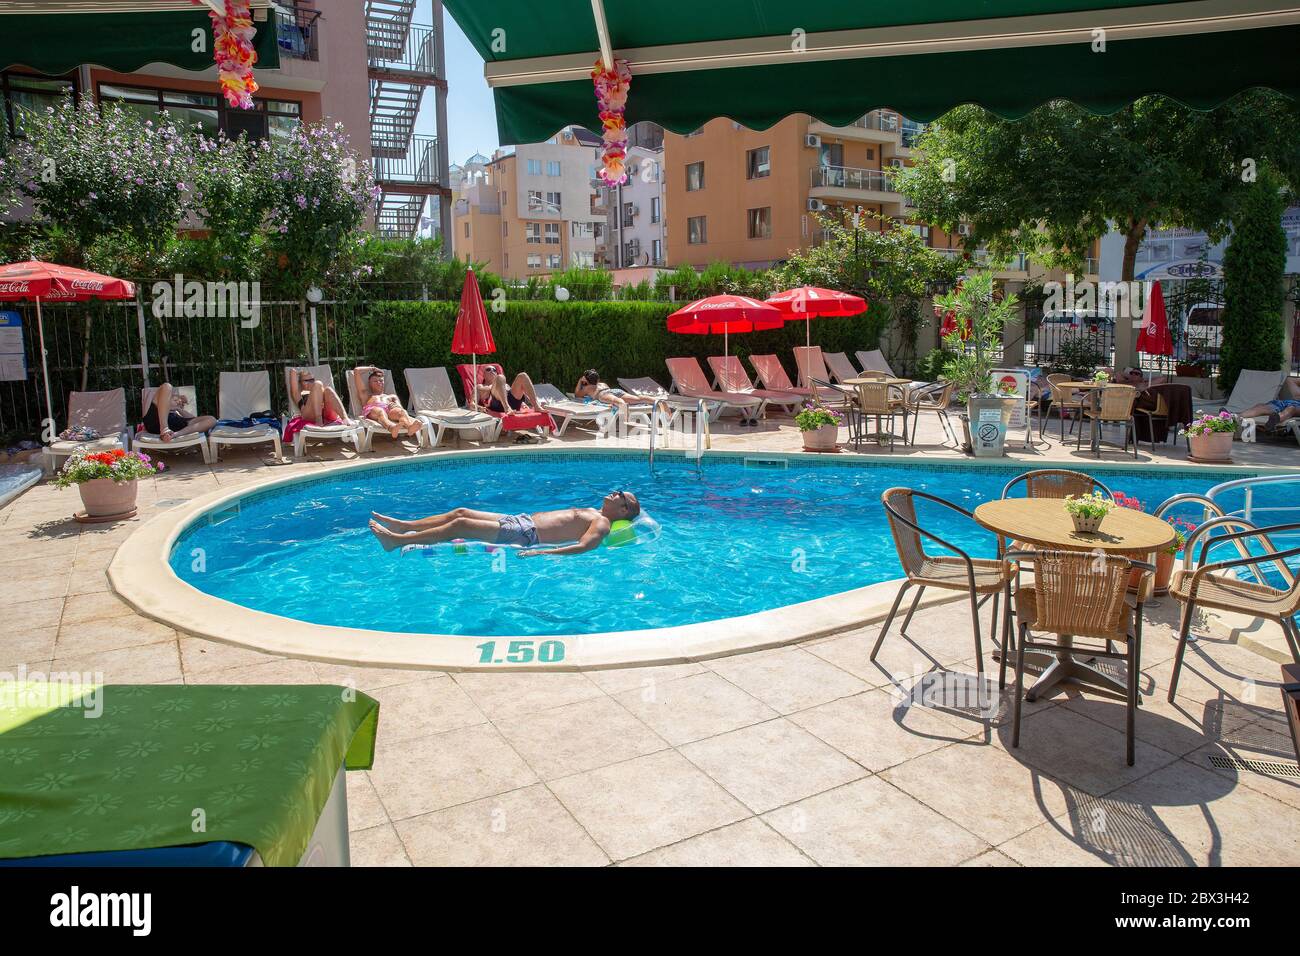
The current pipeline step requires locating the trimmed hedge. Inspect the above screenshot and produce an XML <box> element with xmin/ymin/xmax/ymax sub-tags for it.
<box><xmin>362</xmin><ymin>300</ymin><xmax>889</xmax><ymax>401</ymax></box>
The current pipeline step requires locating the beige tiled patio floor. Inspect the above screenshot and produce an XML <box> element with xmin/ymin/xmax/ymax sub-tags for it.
<box><xmin>3</xmin><ymin>414</ymin><xmax>1298</xmax><ymax>866</ymax></box>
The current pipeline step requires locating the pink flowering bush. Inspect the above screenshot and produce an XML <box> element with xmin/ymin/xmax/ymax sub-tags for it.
<box><xmin>1184</xmin><ymin>410</ymin><xmax>1238</xmax><ymax>437</ymax></box>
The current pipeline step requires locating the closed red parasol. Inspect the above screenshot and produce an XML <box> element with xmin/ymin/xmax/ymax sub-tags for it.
<box><xmin>1136</xmin><ymin>280</ymin><xmax>1173</xmax><ymax>376</ymax></box>
<box><xmin>451</xmin><ymin>267</ymin><xmax>496</xmax><ymax>398</ymax></box>
<box><xmin>765</xmin><ymin>286</ymin><xmax>867</xmax><ymax>348</ymax></box>
<box><xmin>0</xmin><ymin>260</ymin><xmax>136</xmax><ymax>434</ymax></box>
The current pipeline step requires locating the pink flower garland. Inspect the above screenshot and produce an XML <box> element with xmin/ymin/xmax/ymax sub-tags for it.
<box><xmin>197</xmin><ymin>0</ymin><xmax>260</xmax><ymax>110</ymax></box>
<box><xmin>591</xmin><ymin>58</ymin><xmax>631</xmax><ymax>186</ymax></box>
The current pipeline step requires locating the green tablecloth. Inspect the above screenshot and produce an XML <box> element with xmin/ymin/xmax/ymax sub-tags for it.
<box><xmin>0</xmin><ymin>683</ymin><xmax>379</xmax><ymax>867</ymax></box>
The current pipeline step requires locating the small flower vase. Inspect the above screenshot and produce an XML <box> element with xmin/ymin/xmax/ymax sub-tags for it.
<box><xmin>802</xmin><ymin>423</ymin><xmax>839</xmax><ymax>452</ymax></box>
<box><xmin>77</xmin><ymin>477</ymin><xmax>139</xmax><ymax>520</ymax></box>
<box><xmin>1070</xmin><ymin>512</ymin><xmax>1104</xmax><ymax>534</ymax></box>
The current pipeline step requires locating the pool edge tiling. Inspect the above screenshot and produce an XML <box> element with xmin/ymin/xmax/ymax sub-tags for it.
<box><xmin>108</xmin><ymin>445</ymin><xmax>1276</xmax><ymax>672</ymax></box>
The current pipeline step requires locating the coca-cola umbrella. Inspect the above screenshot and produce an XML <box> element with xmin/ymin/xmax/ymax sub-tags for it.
<box><xmin>765</xmin><ymin>286</ymin><xmax>867</xmax><ymax>348</ymax></box>
<box><xmin>0</xmin><ymin>261</ymin><xmax>136</xmax><ymax>433</ymax></box>
<box><xmin>1136</xmin><ymin>280</ymin><xmax>1173</xmax><ymax>379</ymax></box>
<box><xmin>451</xmin><ymin>267</ymin><xmax>496</xmax><ymax>400</ymax></box>
<box><xmin>667</xmin><ymin>294</ymin><xmax>784</xmax><ymax>355</ymax></box>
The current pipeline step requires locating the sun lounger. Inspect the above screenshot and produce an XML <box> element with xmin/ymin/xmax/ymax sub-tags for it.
<box><xmin>283</xmin><ymin>365</ymin><xmax>364</xmax><ymax>458</ymax></box>
<box><xmin>822</xmin><ymin>352</ymin><xmax>860</xmax><ymax>384</ymax></box>
<box><xmin>617</xmin><ymin>376</ymin><xmax>718</xmax><ymax>428</ymax></box>
<box><xmin>42</xmin><ymin>388</ymin><xmax>132</xmax><ymax>473</ymax></box>
<box><xmin>706</xmin><ymin>355</ymin><xmax>802</xmax><ymax>415</ymax></box>
<box><xmin>665</xmin><ymin>357</ymin><xmax>764</xmax><ymax>422</ymax></box>
<box><xmin>404</xmin><ymin>367</ymin><xmax>502</xmax><ymax>445</ymax></box>
<box><xmin>135</xmin><ymin>385</ymin><xmax>213</xmax><ymax>463</ymax></box>
<box><xmin>1196</xmin><ymin>368</ymin><xmax>1288</xmax><ymax>419</ymax></box>
<box><xmin>344</xmin><ymin>367</ymin><xmax>426</xmax><ymax>452</ymax></box>
<box><xmin>532</xmin><ymin>383</ymin><xmax>618</xmax><ymax>436</ymax></box>
<box><xmin>455</xmin><ymin>363</ymin><xmax>557</xmax><ymax>435</ymax></box>
<box><xmin>856</xmin><ymin>349</ymin><xmax>895</xmax><ymax>376</ymax></box>
<box><xmin>749</xmin><ymin>353</ymin><xmax>847</xmax><ymax>405</ymax></box>
<box><xmin>208</xmin><ymin>371</ymin><xmax>283</xmax><ymax>460</ymax></box>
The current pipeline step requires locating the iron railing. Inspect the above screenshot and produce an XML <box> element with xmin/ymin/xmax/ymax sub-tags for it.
<box><xmin>276</xmin><ymin>2</ymin><xmax>321</xmax><ymax>61</ymax></box>
<box><xmin>810</xmin><ymin>165</ymin><xmax>899</xmax><ymax>193</ymax></box>
<box><xmin>368</xmin><ymin>23</ymin><xmax>440</xmax><ymax>77</ymax></box>
<box><xmin>373</xmin><ymin>134</ymin><xmax>439</xmax><ymax>187</ymax></box>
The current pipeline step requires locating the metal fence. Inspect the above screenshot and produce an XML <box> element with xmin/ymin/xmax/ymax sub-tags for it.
<box><xmin>0</xmin><ymin>290</ymin><xmax>373</xmax><ymax>440</ymax></box>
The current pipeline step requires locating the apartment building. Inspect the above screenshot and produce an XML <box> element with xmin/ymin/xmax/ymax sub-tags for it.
<box><xmin>0</xmin><ymin>0</ymin><xmax>450</xmax><ymax>240</ymax></box>
<box><xmin>598</xmin><ymin>144</ymin><xmax>668</xmax><ymax>269</ymax></box>
<box><xmin>453</xmin><ymin>127</ymin><xmax>610</xmax><ymax>279</ymax></box>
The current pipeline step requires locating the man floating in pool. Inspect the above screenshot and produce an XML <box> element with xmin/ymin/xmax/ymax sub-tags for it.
<box><xmin>368</xmin><ymin>490</ymin><xmax>640</xmax><ymax>558</ymax></box>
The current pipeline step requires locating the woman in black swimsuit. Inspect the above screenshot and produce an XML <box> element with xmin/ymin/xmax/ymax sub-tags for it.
<box><xmin>143</xmin><ymin>383</ymin><xmax>216</xmax><ymax>442</ymax></box>
<box><xmin>476</xmin><ymin>368</ymin><xmax>542</xmax><ymax>415</ymax></box>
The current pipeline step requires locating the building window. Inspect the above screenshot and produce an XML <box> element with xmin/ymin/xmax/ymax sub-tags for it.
<box><xmin>527</xmin><ymin>253</ymin><xmax>542</xmax><ymax>269</ymax></box>
<box><xmin>547</xmin><ymin>160</ymin><xmax>561</xmax><ymax>176</ymax></box>
<box><xmin>544</xmin><ymin>223</ymin><xmax>561</xmax><ymax>244</ymax></box>
<box><xmin>571</xmin><ymin>221</ymin><xmax>593</xmax><ymax>238</ymax></box>
<box><xmin>652</xmin><ymin>238</ymin><xmax>663</xmax><ymax>264</ymax></box>
<box><xmin>685</xmin><ymin>161</ymin><xmax>705</xmax><ymax>192</ymax></box>
<box><xmin>593</xmin><ymin>222</ymin><xmax>605</xmax><ymax>241</ymax></box>
<box><xmin>502</xmin><ymin>221</ymin><xmax>508</xmax><ymax>236</ymax></box>
<box><xmin>97</xmin><ymin>82</ymin><xmax>301</xmax><ymax>142</ymax></box>
<box><xmin>525</xmin><ymin>222</ymin><xmax>541</xmax><ymax>243</ymax></box>
<box><xmin>687</xmin><ymin>216</ymin><xmax>707</xmax><ymax>244</ymax></box>
<box><xmin>527</xmin><ymin>190</ymin><xmax>543</xmax><ymax>211</ymax></box>
<box><xmin>622</xmin><ymin>202</ymin><xmax>635</xmax><ymax>228</ymax></box>
<box><xmin>504</xmin><ymin>254</ymin><xmax>509</xmax><ymax>270</ymax></box>
<box><xmin>747</xmin><ymin>207</ymin><xmax>772</xmax><ymax>240</ymax></box>
<box><xmin>463</xmin><ymin>222</ymin><xmax>470</xmax><ymax>238</ymax></box>
<box><xmin>526</xmin><ymin>158</ymin><xmax>542</xmax><ymax>175</ymax></box>
<box><xmin>650</xmin><ymin>196</ymin><xmax>661</xmax><ymax>224</ymax></box>
<box><xmin>547</xmin><ymin>253</ymin><xmax>562</xmax><ymax>269</ymax></box>
<box><xmin>2</xmin><ymin>71</ymin><xmax>76</xmax><ymax>137</ymax></box>
<box><xmin>545</xmin><ymin>191</ymin><xmax>561</xmax><ymax>212</ymax></box>
<box><xmin>746</xmin><ymin>146</ymin><xmax>770</xmax><ymax>179</ymax></box>
<box><xmin>573</xmin><ymin>251</ymin><xmax>595</xmax><ymax>267</ymax></box>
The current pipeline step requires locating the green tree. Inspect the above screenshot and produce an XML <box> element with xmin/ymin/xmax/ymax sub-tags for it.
<box><xmin>898</xmin><ymin>93</ymin><xmax>1300</xmax><ymax>281</ymax></box>
<box><xmin>1218</xmin><ymin>170</ymin><xmax>1288</xmax><ymax>391</ymax></box>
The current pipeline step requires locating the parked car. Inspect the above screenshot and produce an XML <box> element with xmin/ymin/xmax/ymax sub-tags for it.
<box><xmin>1181</xmin><ymin>301</ymin><xmax>1224</xmax><ymax>362</ymax></box>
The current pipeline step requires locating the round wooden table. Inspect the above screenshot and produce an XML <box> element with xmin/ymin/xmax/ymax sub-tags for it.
<box><xmin>973</xmin><ymin>498</ymin><xmax>1175</xmax><ymax>701</ymax></box>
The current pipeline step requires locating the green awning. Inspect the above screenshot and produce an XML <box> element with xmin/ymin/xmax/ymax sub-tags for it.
<box><xmin>443</xmin><ymin>1</ymin><xmax>1300</xmax><ymax>144</ymax></box>
<box><xmin>0</xmin><ymin>9</ymin><xmax>281</xmax><ymax>76</ymax></box>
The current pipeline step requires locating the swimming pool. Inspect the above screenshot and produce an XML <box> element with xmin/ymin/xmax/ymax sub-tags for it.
<box><xmin>168</xmin><ymin>452</ymin><xmax>1257</xmax><ymax>639</ymax></box>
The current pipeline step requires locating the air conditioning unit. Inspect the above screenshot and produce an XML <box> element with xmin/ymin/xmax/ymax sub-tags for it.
<box><xmin>807</xmin><ymin>198</ymin><xmax>826</xmax><ymax>212</ymax></box>
<box><xmin>627</xmin><ymin>164</ymin><xmax>639</xmax><ymax>178</ymax></box>
<box><xmin>888</xmin><ymin>158</ymin><xmax>906</xmax><ymax>169</ymax></box>
<box><xmin>630</xmin><ymin>205</ymin><xmax>640</xmax><ymax>217</ymax></box>
<box><xmin>957</xmin><ymin>223</ymin><xmax>972</xmax><ymax>236</ymax></box>
<box><xmin>804</xmin><ymin>134</ymin><xmax>821</xmax><ymax>148</ymax></box>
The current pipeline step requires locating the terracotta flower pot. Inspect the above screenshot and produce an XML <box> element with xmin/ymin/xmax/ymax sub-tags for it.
<box><xmin>1129</xmin><ymin>550</ymin><xmax>1175</xmax><ymax>595</ymax></box>
<box><xmin>1188</xmin><ymin>430</ymin><xmax>1233</xmax><ymax>462</ymax></box>
<box><xmin>802</xmin><ymin>423</ymin><xmax>839</xmax><ymax>452</ymax></box>
<box><xmin>77</xmin><ymin>477</ymin><xmax>139</xmax><ymax>518</ymax></box>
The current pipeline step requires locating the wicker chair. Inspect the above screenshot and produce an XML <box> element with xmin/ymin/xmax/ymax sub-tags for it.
<box><xmin>1166</xmin><ymin>520</ymin><xmax>1300</xmax><ymax>703</ymax></box>
<box><xmin>907</xmin><ymin>381</ymin><xmax>958</xmax><ymax>446</ymax></box>
<box><xmin>853</xmin><ymin>380</ymin><xmax>905</xmax><ymax>451</ymax></box>
<box><xmin>1008</xmin><ymin>549</ymin><xmax>1153</xmax><ymax>765</ymax></box>
<box><xmin>1041</xmin><ymin>374</ymin><xmax>1086</xmax><ymax>440</ymax></box>
<box><xmin>1080</xmin><ymin>384</ymin><xmax>1138</xmax><ymax>458</ymax></box>
<box><xmin>874</xmin><ymin>488</ymin><xmax>1015</xmax><ymax>681</ymax></box>
<box><xmin>1001</xmin><ymin>468</ymin><xmax>1113</xmax><ymax>500</ymax></box>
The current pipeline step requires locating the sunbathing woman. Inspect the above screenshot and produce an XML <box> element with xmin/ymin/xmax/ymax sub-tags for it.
<box><xmin>574</xmin><ymin>369</ymin><xmax>657</xmax><ymax>418</ymax></box>
<box><xmin>370</xmin><ymin>490</ymin><xmax>640</xmax><ymax>558</ymax></box>
<box><xmin>145</xmin><ymin>383</ymin><xmax>217</xmax><ymax>442</ymax></box>
<box><xmin>472</xmin><ymin>366</ymin><xmax>542</xmax><ymax>415</ymax></box>
<box><xmin>354</xmin><ymin>366</ymin><xmax>423</xmax><ymax>439</ymax></box>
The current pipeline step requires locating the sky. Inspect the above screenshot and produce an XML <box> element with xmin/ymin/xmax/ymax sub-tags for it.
<box><xmin>416</xmin><ymin>4</ymin><xmax>502</xmax><ymax>165</ymax></box>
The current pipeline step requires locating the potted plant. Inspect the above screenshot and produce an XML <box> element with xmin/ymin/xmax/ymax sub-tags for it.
<box><xmin>934</xmin><ymin>271</ymin><xmax>1019</xmax><ymax>457</ymax></box>
<box><xmin>54</xmin><ymin>449</ymin><xmax>164</xmax><ymax>520</ymax></box>
<box><xmin>1092</xmin><ymin>370</ymin><xmax>1111</xmax><ymax>384</ymax></box>
<box><xmin>1063</xmin><ymin>491</ymin><xmax>1113</xmax><ymax>534</ymax></box>
<box><xmin>1184</xmin><ymin>411</ymin><xmax>1238</xmax><ymax>461</ymax></box>
<box><xmin>1113</xmin><ymin>492</ymin><xmax>1193</xmax><ymax>593</ymax></box>
<box><xmin>796</xmin><ymin>401</ymin><xmax>845</xmax><ymax>452</ymax></box>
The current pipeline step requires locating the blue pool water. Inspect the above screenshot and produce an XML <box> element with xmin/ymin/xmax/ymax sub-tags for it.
<box><xmin>171</xmin><ymin>454</ymin><xmax>1261</xmax><ymax>637</ymax></box>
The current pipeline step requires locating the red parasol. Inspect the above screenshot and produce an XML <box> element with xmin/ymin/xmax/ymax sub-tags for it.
<box><xmin>667</xmin><ymin>294</ymin><xmax>784</xmax><ymax>355</ymax></box>
<box><xmin>0</xmin><ymin>260</ymin><xmax>136</xmax><ymax>434</ymax></box>
<box><xmin>451</xmin><ymin>268</ymin><xmax>496</xmax><ymax>401</ymax></box>
<box><xmin>765</xmin><ymin>286</ymin><xmax>867</xmax><ymax>348</ymax></box>
<box><xmin>1136</xmin><ymin>280</ymin><xmax>1173</xmax><ymax>378</ymax></box>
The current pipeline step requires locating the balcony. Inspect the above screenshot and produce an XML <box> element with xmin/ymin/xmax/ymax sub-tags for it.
<box><xmin>276</xmin><ymin>2</ymin><xmax>321</xmax><ymax>61</ymax></box>
<box><xmin>808</xmin><ymin>166</ymin><xmax>904</xmax><ymax>212</ymax></box>
<box><xmin>368</xmin><ymin>23</ymin><xmax>441</xmax><ymax>81</ymax></box>
<box><xmin>373</xmin><ymin>134</ymin><xmax>441</xmax><ymax>194</ymax></box>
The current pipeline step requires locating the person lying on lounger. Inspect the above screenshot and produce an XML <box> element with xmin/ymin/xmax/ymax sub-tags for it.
<box><xmin>145</xmin><ymin>383</ymin><xmax>217</xmax><ymax>442</ymax></box>
<box><xmin>291</xmin><ymin>369</ymin><xmax>351</xmax><ymax>427</ymax></box>
<box><xmin>475</xmin><ymin>367</ymin><xmax>542</xmax><ymax>415</ymax></box>
<box><xmin>354</xmin><ymin>366</ymin><xmax>423</xmax><ymax>439</ymax></box>
<box><xmin>575</xmin><ymin>369</ymin><xmax>658</xmax><ymax>416</ymax></box>
<box><xmin>1238</xmin><ymin>376</ymin><xmax>1300</xmax><ymax>428</ymax></box>
<box><xmin>369</xmin><ymin>490</ymin><xmax>640</xmax><ymax>557</ymax></box>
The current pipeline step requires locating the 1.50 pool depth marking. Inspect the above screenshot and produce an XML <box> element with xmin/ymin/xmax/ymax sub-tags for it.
<box><xmin>475</xmin><ymin>639</ymin><xmax>566</xmax><ymax>665</ymax></box>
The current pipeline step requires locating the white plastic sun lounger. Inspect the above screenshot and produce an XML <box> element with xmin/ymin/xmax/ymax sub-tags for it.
<box><xmin>209</xmin><ymin>370</ymin><xmax>283</xmax><ymax>460</ymax></box>
<box><xmin>404</xmin><ymin>367</ymin><xmax>502</xmax><ymax>446</ymax></box>
<box><xmin>345</xmin><ymin>367</ymin><xmax>426</xmax><ymax>452</ymax></box>
<box><xmin>617</xmin><ymin>376</ymin><xmax>717</xmax><ymax>429</ymax></box>
<box><xmin>854</xmin><ymin>347</ymin><xmax>931</xmax><ymax>397</ymax></box>
<box><xmin>532</xmin><ymin>383</ymin><xmax>618</xmax><ymax>436</ymax></box>
<box><xmin>135</xmin><ymin>385</ymin><xmax>213</xmax><ymax>463</ymax></box>
<box><xmin>284</xmin><ymin>365</ymin><xmax>364</xmax><ymax>458</ymax></box>
<box><xmin>42</xmin><ymin>388</ymin><xmax>132</xmax><ymax>473</ymax></box>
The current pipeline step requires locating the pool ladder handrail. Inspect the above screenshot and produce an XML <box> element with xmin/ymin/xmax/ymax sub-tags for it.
<box><xmin>648</xmin><ymin>397</ymin><xmax>710</xmax><ymax>475</ymax></box>
<box><xmin>1200</xmin><ymin>473</ymin><xmax>1300</xmax><ymax>525</ymax></box>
